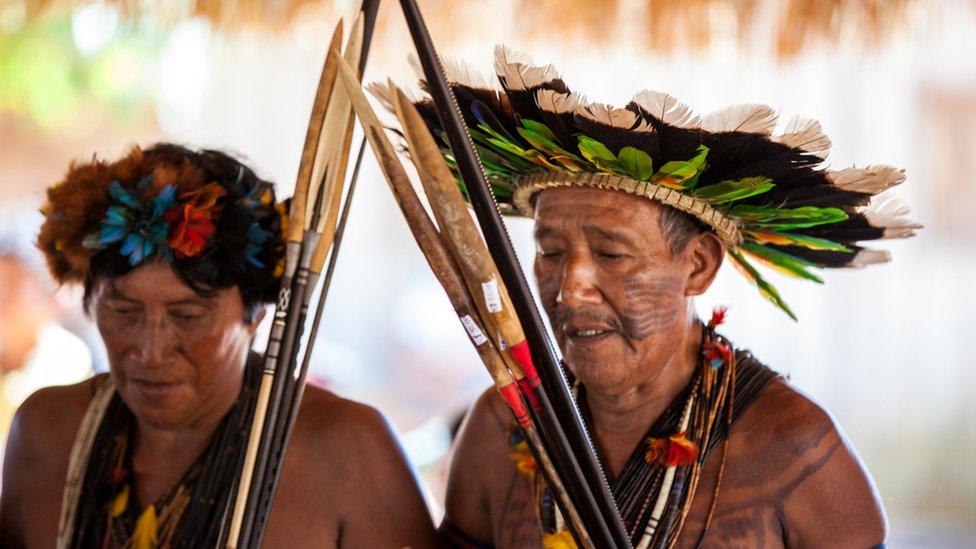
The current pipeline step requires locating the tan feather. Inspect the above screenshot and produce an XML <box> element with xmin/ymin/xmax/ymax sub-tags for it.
<box><xmin>773</xmin><ymin>115</ymin><xmax>831</xmax><ymax>158</ymax></box>
<box><xmin>849</xmin><ymin>248</ymin><xmax>891</xmax><ymax>267</ymax></box>
<box><xmin>700</xmin><ymin>103</ymin><xmax>778</xmax><ymax>134</ymax></box>
<box><xmin>828</xmin><ymin>165</ymin><xmax>905</xmax><ymax>195</ymax></box>
<box><xmin>631</xmin><ymin>89</ymin><xmax>700</xmax><ymax>129</ymax></box>
<box><xmin>534</xmin><ymin>89</ymin><xmax>586</xmax><ymax>114</ymax></box>
<box><xmin>862</xmin><ymin>194</ymin><xmax>922</xmax><ymax>238</ymax></box>
<box><xmin>574</xmin><ymin>102</ymin><xmax>653</xmax><ymax>132</ymax></box>
<box><xmin>493</xmin><ymin>44</ymin><xmax>561</xmax><ymax>91</ymax></box>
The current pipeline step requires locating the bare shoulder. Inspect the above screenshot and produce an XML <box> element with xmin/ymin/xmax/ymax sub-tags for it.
<box><xmin>442</xmin><ymin>386</ymin><xmax>516</xmax><ymax>542</ymax></box>
<box><xmin>449</xmin><ymin>385</ymin><xmax>517</xmax><ymax>482</ymax></box>
<box><xmin>290</xmin><ymin>385</ymin><xmax>399</xmax><ymax>459</ymax></box>
<box><xmin>280</xmin><ymin>385</ymin><xmax>437</xmax><ymax>548</ymax></box>
<box><xmin>1</xmin><ymin>376</ymin><xmax>103</xmax><ymax>547</ymax></box>
<box><xmin>5</xmin><ymin>376</ymin><xmax>102</xmax><ymax>471</ymax></box>
<box><xmin>734</xmin><ymin>376</ymin><xmax>839</xmax><ymax>458</ymax></box>
<box><xmin>731</xmin><ymin>376</ymin><xmax>887</xmax><ymax>546</ymax></box>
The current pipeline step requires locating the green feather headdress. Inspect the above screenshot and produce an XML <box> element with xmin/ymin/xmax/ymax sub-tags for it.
<box><xmin>371</xmin><ymin>45</ymin><xmax>920</xmax><ymax>319</ymax></box>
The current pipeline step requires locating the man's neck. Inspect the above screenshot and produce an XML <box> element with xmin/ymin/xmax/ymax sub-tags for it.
<box><xmin>585</xmin><ymin>316</ymin><xmax>703</xmax><ymax>478</ymax></box>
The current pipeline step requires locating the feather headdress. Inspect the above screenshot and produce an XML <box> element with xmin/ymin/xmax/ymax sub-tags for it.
<box><xmin>38</xmin><ymin>145</ymin><xmax>286</xmax><ymax>299</ymax></box>
<box><xmin>376</xmin><ymin>45</ymin><xmax>920</xmax><ymax>319</ymax></box>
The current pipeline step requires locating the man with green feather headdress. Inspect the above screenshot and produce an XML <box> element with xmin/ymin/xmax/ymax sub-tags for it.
<box><xmin>384</xmin><ymin>45</ymin><xmax>917</xmax><ymax>548</ymax></box>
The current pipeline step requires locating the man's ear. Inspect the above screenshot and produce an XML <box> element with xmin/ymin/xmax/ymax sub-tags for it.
<box><xmin>684</xmin><ymin>231</ymin><xmax>725</xmax><ymax>297</ymax></box>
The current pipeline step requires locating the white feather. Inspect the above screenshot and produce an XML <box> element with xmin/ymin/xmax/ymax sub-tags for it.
<box><xmin>849</xmin><ymin>248</ymin><xmax>891</xmax><ymax>267</ymax></box>
<box><xmin>493</xmin><ymin>44</ymin><xmax>561</xmax><ymax>91</ymax></box>
<box><xmin>773</xmin><ymin>115</ymin><xmax>831</xmax><ymax>158</ymax></box>
<box><xmin>408</xmin><ymin>53</ymin><xmax>498</xmax><ymax>90</ymax></box>
<box><xmin>574</xmin><ymin>102</ymin><xmax>653</xmax><ymax>132</ymax></box>
<box><xmin>828</xmin><ymin>165</ymin><xmax>906</xmax><ymax>195</ymax></box>
<box><xmin>700</xmin><ymin>103</ymin><xmax>778</xmax><ymax>135</ymax></box>
<box><xmin>366</xmin><ymin>81</ymin><xmax>395</xmax><ymax>113</ymax></box>
<box><xmin>631</xmin><ymin>89</ymin><xmax>700</xmax><ymax>129</ymax></box>
<box><xmin>366</xmin><ymin>80</ymin><xmax>425</xmax><ymax>115</ymax></box>
<box><xmin>535</xmin><ymin>89</ymin><xmax>586</xmax><ymax>114</ymax></box>
<box><xmin>862</xmin><ymin>194</ymin><xmax>922</xmax><ymax>238</ymax></box>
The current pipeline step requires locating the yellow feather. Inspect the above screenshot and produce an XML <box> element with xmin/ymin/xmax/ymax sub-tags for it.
<box><xmin>542</xmin><ymin>529</ymin><xmax>578</xmax><ymax>549</ymax></box>
<box><xmin>110</xmin><ymin>484</ymin><xmax>129</xmax><ymax>518</ymax></box>
<box><xmin>133</xmin><ymin>504</ymin><xmax>158</xmax><ymax>549</ymax></box>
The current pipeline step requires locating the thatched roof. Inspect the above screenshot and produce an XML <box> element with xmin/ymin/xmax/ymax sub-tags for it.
<box><xmin>19</xmin><ymin>0</ymin><xmax>940</xmax><ymax>58</ymax></box>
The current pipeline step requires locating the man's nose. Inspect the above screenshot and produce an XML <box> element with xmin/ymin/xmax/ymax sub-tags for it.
<box><xmin>131</xmin><ymin>316</ymin><xmax>177</xmax><ymax>364</ymax></box>
<box><xmin>556</xmin><ymin>252</ymin><xmax>603</xmax><ymax>309</ymax></box>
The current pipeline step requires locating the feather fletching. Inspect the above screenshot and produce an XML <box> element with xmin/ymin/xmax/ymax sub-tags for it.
<box><xmin>701</xmin><ymin>103</ymin><xmax>778</xmax><ymax>135</ymax></box>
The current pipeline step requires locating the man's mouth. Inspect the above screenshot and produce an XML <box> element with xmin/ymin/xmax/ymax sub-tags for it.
<box><xmin>563</xmin><ymin>325</ymin><xmax>616</xmax><ymax>342</ymax></box>
<box><xmin>571</xmin><ymin>328</ymin><xmax>609</xmax><ymax>337</ymax></box>
<box><xmin>131</xmin><ymin>378</ymin><xmax>183</xmax><ymax>399</ymax></box>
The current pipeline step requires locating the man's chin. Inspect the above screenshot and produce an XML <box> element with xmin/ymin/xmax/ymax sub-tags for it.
<box><xmin>564</xmin><ymin>353</ymin><xmax>633</xmax><ymax>393</ymax></box>
<box><xmin>120</xmin><ymin>385</ymin><xmax>195</xmax><ymax>428</ymax></box>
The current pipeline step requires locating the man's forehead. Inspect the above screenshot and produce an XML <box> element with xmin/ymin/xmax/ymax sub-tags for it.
<box><xmin>532</xmin><ymin>186</ymin><xmax>663</xmax><ymax>237</ymax></box>
<box><xmin>99</xmin><ymin>263</ymin><xmax>214</xmax><ymax>303</ymax></box>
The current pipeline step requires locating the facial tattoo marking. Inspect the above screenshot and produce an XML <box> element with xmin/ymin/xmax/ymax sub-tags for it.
<box><xmin>619</xmin><ymin>274</ymin><xmax>683</xmax><ymax>340</ymax></box>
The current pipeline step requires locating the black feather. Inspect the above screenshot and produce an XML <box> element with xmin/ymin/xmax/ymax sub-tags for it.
<box><xmin>793</xmin><ymin>213</ymin><xmax>887</xmax><ymax>242</ymax></box>
<box><xmin>627</xmin><ymin>101</ymin><xmax>703</xmax><ymax>161</ymax></box>
<box><xmin>767</xmin><ymin>243</ymin><xmax>865</xmax><ymax>268</ymax></box>
<box><xmin>573</xmin><ymin>113</ymin><xmax>660</xmax><ymax>158</ymax></box>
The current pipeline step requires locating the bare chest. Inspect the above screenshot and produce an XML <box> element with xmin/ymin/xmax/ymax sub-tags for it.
<box><xmin>18</xmin><ymin>440</ymin><xmax>341</xmax><ymax>549</ymax></box>
<box><xmin>489</xmin><ymin>444</ymin><xmax>784</xmax><ymax>549</ymax></box>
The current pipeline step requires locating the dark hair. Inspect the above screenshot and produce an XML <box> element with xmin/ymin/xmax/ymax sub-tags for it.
<box><xmin>80</xmin><ymin>143</ymin><xmax>284</xmax><ymax>322</ymax></box>
<box><xmin>658</xmin><ymin>205</ymin><xmax>708</xmax><ymax>256</ymax></box>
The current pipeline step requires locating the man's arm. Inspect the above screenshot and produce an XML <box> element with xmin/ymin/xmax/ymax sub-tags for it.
<box><xmin>441</xmin><ymin>388</ymin><xmax>512</xmax><ymax>547</ymax></box>
<box><xmin>0</xmin><ymin>382</ymin><xmax>92</xmax><ymax>549</ymax></box>
<box><xmin>768</xmin><ymin>383</ymin><xmax>887</xmax><ymax>547</ymax></box>
<box><xmin>295</xmin><ymin>392</ymin><xmax>439</xmax><ymax>548</ymax></box>
<box><xmin>0</xmin><ymin>395</ymin><xmax>34</xmax><ymax>548</ymax></box>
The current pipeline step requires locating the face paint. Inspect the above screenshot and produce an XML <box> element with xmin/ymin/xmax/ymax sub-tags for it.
<box><xmin>620</xmin><ymin>275</ymin><xmax>683</xmax><ymax>341</ymax></box>
<box><xmin>533</xmin><ymin>186</ymin><xmax>694</xmax><ymax>391</ymax></box>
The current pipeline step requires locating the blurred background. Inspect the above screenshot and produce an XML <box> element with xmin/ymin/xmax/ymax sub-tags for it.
<box><xmin>1</xmin><ymin>0</ymin><xmax>973</xmax><ymax>546</ymax></box>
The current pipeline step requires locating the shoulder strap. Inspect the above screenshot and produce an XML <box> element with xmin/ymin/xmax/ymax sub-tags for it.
<box><xmin>56</xmin><ymin>375</ymin><xmax>115</xmax><ymax>549</ymax></box>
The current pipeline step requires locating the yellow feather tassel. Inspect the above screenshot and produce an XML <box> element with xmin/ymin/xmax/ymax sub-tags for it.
<box><xmin>110</xmin><ymin>484</ymin><xmax>129</xmax><ymax>518</ymax></box>
<box><xmin>133</xmin><ymin>504</ymin><xmax>158</xmax><ymax>549</ymax></box>
<box><xmin>542</xmin><ymin>529</ymin><xmax>578</xmax><ymax>549</ymax></box>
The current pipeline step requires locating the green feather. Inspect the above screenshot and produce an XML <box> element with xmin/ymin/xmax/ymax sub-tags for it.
<box><xmin>742</xmin><ymin>242</ymin><xmax>823</xmax><ymax>283</ymax></box>
<box><xmin>521</xmin><ymin>119</ymin><xmax>558</xmax><ymax>142</ymax></box>
<box><xmin>617</xmin><ymin>147</ymin><xmax>654</xmax><ymax>181</ymax></box>
<box><xmin>749</xmin><ymin>231</ymin><xmax>852</xmax><ymax>252</ymax></box>
<box><xmin>516</xmin><ymin>125</ymin><xmax>584</xmax><ymax>172</ymax></box>
<box><xmin>650</xmin><ymin>148</ymin><xmax>709</xmax><ymax>190</ymax></box>
<box><xmin>688</xmin><ymin>145</ymin><xmax>709</xmax><ymax>171</ymax></box>
<box><xmin>693</xmin><ymin>176</ymin><xmax>774</xmax><ymax>203</ymax></box>
<box><xmin>730</xmin><ymin>205</ymin><xmax>849</xmax><ymax>230</ymax></box>
<box><xmin>728</xmin><ymin>249</ymin><xmax>798</xmax><ymax>320</ymax></box>
<box><xmin>577</xmin><ymin>135</ymin><xmax>620</xmax><ymax>172</ymax></box>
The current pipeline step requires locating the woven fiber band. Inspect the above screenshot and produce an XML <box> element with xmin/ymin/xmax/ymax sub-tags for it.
<box><xmin>512</xmin><ymin>172</ymin><xmax>743</xmax><ymax>246</ymax></box>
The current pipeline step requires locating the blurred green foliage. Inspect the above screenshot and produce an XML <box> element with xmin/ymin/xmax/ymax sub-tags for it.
<box><xmin>0</xmin><ymin>8</ymin><xmax>163</xmax><ymax>129</ymax></box>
